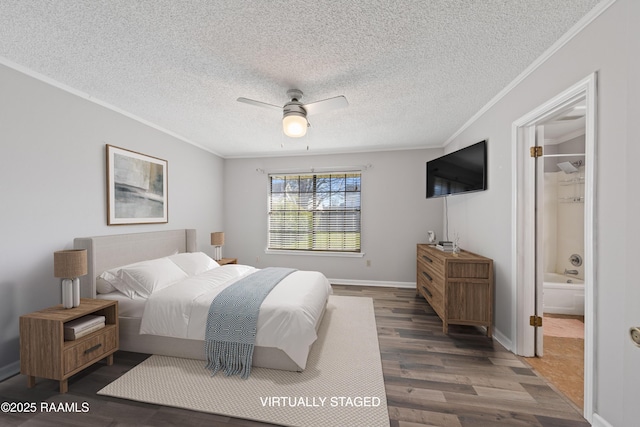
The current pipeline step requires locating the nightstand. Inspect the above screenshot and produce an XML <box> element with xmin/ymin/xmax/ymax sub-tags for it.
<box><xmin>20</xmin><ymin>298</ymin><xmax>119</xmax><ymax>393</ymax></box>
<box><xmin>217</xmin><ymin>258</ymin><xmax>238</xmax><ymax>266</ymax></box>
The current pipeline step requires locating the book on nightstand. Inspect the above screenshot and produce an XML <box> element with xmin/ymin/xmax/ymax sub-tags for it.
<box><xmin>64</xmin><ymin>315</ymin><xmax>106</xmax><ymax>340</ymax></box>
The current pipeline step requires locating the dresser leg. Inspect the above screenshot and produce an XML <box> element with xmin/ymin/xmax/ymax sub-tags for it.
<box><xmin>59</xmin><ymin>379</ymin><xmax>68</xmax><ymax>394</ymax></box>
<box><xmin>27</xmin><ymin>375</ymin><xmax>35</xmax><ymax>388</ymax></box>
<box><xmin>106</xmin><ymin>354</ymin><xmax>114</xmax><ymax>366</ymax></box>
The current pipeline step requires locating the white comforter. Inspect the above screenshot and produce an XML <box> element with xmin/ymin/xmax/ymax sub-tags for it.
<box><xmin>139</xmin><ymin>264</ymin><xmax>332</xmax><ymax>369</ymax></box>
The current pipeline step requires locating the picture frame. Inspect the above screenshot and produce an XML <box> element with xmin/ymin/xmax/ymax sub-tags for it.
<box><xmin>106</xmin><ymin>144</ymin><xmax>168</xmax><ymax>225</ymax></box>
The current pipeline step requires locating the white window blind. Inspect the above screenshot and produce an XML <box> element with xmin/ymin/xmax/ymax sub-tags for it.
<box><xmin>268</xmin><ymin>172</ymin><xmax>361</xmax><ymax>252</ymax></box>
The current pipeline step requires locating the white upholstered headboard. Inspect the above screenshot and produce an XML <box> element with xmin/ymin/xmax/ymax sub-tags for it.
<box><xmin>74</xmin><ymin>229</ymin><xmax>197</xmax><ymax>298</ymax></box>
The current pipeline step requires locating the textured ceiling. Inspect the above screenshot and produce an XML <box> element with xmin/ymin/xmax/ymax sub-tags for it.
<box><xmin>0</xmin><ymin>1</ymin><xmax>602</xmax><ymax>158</ymax></box>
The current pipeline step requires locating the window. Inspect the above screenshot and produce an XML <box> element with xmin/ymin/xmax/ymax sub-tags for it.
<box><xmin>268</xmin><ymin>172</ymin><xmax>361</xmax><ymax>253</ymax></box>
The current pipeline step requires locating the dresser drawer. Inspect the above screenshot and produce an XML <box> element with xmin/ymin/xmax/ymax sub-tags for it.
<box><xmin>448</xmin><ymin>262</ymin><xmax>491</xmax><ymax>279</ymax></box>
<box><xmin>417</xmin><ymin>246</ymin><xmax>444</xmax><ymax>270</ymax></box>
<box><xmin>418</xmin><ymin>279</ymin><xmax>443</xmax><ymax>317</ymax></box>
<box><xmin>63</xmin><ymin>326</ymin><xmax>117</xmax><ymax>375</ymax></box>
<box><xmin>417</xmin><ymin>263</ymin><xmax>444</xmax><ymax>294</ymax></box>
<box><xmin>418</xmin><ymin>271</ymin><xmax>444</xmax><ymax>314</ymax></box>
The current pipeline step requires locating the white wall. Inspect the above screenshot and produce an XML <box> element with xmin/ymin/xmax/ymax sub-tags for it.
<box><xmin>443</xmin><ymin>0</ymin><xmax>634</xmax><ymax>424</ymax></box>
<box><xmin>622</xmin><ymin>1</ymin><xmax>640</xmax><ymax>424</ymax></box>
<box><xmin>0</xmin><ymin>64</ymin><xmax>225</xmax><ymax>379</ymax></box>
<box><xmin>223</xmin><ymin>149</ymin><xmax>443</xmax><ymax>284</ymax></box>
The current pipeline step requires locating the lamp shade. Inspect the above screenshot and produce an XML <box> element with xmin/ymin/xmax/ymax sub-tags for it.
<box><xmin>54</xmin><ymin>249</ymin><xmax>87</xmax><ymax>278</ymax></box>
<box><xmin>282</xmin><ymin>113</ymin><xmax>307</xmax><ymax>137</ymax></box>
<box><xmin>210</xmin><ymin>232</ymin><xmax>225</xmax><ymax>246</ymax></box>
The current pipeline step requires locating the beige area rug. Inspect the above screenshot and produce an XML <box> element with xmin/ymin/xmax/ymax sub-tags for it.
<box><xmin>98</xmin><ymin>295</ymin><xmax>389</xmax><ymax>427</ymax></box>
<box><xmin>544</xmin><ymin>317</ymin><xmax>584</xmax><ymax>339</ymax></box>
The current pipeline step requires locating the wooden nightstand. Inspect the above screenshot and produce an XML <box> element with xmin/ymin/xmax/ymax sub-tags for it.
<box><xmin>217</xmin><ymin>258</ymin><xmax>238</xmax><ymax>266</ymax></box>
<box><xmin>20</xmin><ymin>298</ymin><xmax>119</xmax><ymax>393</ymax></box>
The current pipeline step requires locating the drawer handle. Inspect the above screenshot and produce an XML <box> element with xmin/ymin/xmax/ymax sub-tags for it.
<box><xmin>422</xmin><ymin>255</ymin><xmax>433</xmax><ymax>263</ymax></box>
<box><xmin>422</xmin><ymin>286</ymin><xmax>432</xmax><ymax>298</ymax></box>
<box><xmin>422</xmin><ymin>271</ymin><xmax>433</xmax><ymax>282</ymax></box>
<box><xmin>84</xmin><ymin>344</ymin><xmax>102</xmax><ymax>355</ymax></box>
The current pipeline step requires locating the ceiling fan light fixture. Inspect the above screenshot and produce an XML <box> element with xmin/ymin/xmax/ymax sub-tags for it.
<box><xmin>238</xmin><ymin>89</ymin><xmax>346</xmax><ymax>139</ymax></box>
<box><xmin>283</xmin><ymin>112</ymin><xmax>307</xmax><ymax>137</ymax></box>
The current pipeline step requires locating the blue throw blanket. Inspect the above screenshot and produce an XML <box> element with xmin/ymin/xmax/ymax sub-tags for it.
<box><xmin>205</xmin><ymin>267</ymin><xmax>297</xmax><ymax>379</ymax></box>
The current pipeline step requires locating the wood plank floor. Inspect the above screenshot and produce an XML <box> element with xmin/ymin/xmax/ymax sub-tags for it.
<box><xmin>0</xmin><ymin>285</ymin><xmax>588</xmax><ymax>426</ymax></box>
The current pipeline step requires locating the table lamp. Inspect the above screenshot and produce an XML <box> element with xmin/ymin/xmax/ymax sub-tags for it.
<box><xmin>54</xmin><ymin>249</ymin><xmax>88</xmax><ymax>309</ymax></box>
<box><xmin>210</xmin><ymin>232</ymin><xmax>225</xmax><ymax>261</ymax></box>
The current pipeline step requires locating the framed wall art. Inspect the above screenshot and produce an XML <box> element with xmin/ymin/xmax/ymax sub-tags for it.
<box><xmin>106</xmin><ymin>144</ymin><xmax>168</xmax><ymax>225</ymax></box>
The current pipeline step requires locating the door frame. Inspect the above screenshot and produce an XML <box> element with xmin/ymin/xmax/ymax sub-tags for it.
<box><xmin>511</xmin><ymin>73</ymin><xmax>597</xmax><ymax>420</ymax></box>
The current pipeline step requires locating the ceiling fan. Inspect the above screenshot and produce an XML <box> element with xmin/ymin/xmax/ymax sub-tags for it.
<box><xmin>237</xmin><ymin>89</ymin><xmax>348</xmax><ymax>138</ymax></box>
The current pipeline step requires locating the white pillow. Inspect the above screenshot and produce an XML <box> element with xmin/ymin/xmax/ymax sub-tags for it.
<box><xmin>168</xmin><ymin>252</ymin><xmax>219</xmax><ymax>276</ymax></box>
<box><xmin>97</xmin><ymin>269</ymin><xmax>136</xmax><ymax>298</ymax></box>
<box><xmin>118</xmin><ymin>257</ymin><xmax>189</xmax><ymax>298</ymax></box>
<box><xmin>96</xmin><ymin>276</ymin><xmax>118</xmax><ymax>294</ymax></box>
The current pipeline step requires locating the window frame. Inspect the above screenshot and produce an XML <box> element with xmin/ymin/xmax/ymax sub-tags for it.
<box><xmin>266</xmin><ymin>170</ymin><xmax>363</xmax><ymax>256</ymax></box>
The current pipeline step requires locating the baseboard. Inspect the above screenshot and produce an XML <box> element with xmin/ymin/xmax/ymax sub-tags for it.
<box><xmin>0</xmin><ymin>360</ymin><xmax>20</xmax><ymax>382</ymax></box>
<box><xmin>591</xmin><ymin>413</ymin><xmax>613</xmax><ymax>427</ymax></box>
<box><xmin>491</xmin><ymin>327</ymin><xmax>513</xmax><ymax>352</ymax></box>
<box><xmin>328</xmin><ymin>279</ymin><xmax>415</xmax><ymax>289</ymax></box>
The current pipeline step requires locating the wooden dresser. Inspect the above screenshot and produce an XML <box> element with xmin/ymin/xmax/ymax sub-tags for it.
<box><xmin>416</xmin><ymin>244</ymin><xmax>493</xmax><ymax>337</ymax></box>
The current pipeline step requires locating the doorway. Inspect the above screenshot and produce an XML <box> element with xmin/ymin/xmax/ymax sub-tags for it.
<box><xmin>525</xmin><ymin>104</ymin><xmax>586</xmax><ymax>408</ymax></box>
<box><xmin>512</xmin><ymin>73</ymin><xmax>596</xmax><ymax>421</ymax></box>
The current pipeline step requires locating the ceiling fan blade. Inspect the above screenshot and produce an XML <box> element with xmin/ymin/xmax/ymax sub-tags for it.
<box><xmin>303</xmin><ymin>95</ymin><xmax>348</xmax><ymax>115</ymax></box>
<box><xmin>237</xmin><ymin>97</ymin><xmax>282</xmax><ymax>111</ymax></box>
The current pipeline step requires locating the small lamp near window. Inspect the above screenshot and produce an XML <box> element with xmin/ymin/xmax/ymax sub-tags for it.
<box><xmin>54</xmin><ymin>249</ymin><xmax>87</xmax><ymax>309</ymax></box>
<box><xmin>210</xmin><ymin>232</ymin><xmax>225</xmax><ymax>261</ymax></box>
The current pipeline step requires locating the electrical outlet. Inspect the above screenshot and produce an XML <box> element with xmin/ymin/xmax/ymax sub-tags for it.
<box><xmin>256</xmin><ymin>256</ymin><xmax>260</xmax><ymax>264</ymax></box>
<box><xmin>366</xmin><ymin>260</ymin><xmax>371</xmax><ymax>267</ymax></box>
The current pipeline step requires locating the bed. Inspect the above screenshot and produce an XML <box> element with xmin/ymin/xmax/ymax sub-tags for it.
<box><xmin>74</xmin><ymin>229</ymin><xmax>331</xmax><ymax>372</ymax></box>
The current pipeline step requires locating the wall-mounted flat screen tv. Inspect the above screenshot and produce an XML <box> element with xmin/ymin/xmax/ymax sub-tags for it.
<box><xmin>426</xmin><ymin>140</ymin><xmax>487</xmax><ymax>198</ymax></box>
